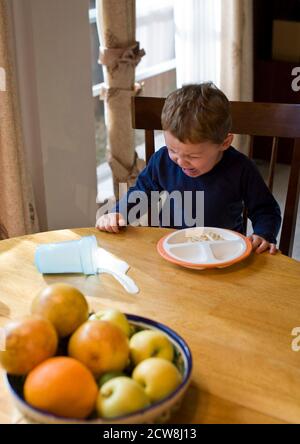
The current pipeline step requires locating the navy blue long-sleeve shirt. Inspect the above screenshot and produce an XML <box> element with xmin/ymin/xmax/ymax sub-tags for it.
<box><xmin>115</xmin><ymin>146</ymin><xmax>281</xmax><ymax>244</ymax></box>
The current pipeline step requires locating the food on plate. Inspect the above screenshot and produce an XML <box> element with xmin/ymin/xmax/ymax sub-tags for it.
<box><xmin>186</xmin><ymin>230</ymin><xmax>224</xmax><ymax>242</ymax></box>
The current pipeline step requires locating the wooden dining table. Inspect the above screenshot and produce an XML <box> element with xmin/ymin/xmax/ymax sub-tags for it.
<box><xmin>0</xmin><ymin>226</ymin><xmax>300</xmax><ymax>424</ymax></box>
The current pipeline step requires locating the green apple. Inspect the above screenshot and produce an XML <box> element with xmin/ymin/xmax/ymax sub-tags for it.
<box><xmin>132</xmin><ymin>357</ymin><xmax>182</xmax><ymax>403</ymax></box>
<box><xmin>89</xmin><ymin>308</ymin><xmax>130</xmax><ymax>337</ymax></box>
<box><xmin>96</xmin><ymin>376</ymin><xmax>150</xmax><ymax>418</ymax></box>
<box><xmin>129</xmin><ymin>330</ymin><xmax>174</xmax><ymax>365</ymax></box>
<box><xmin>98</xmin><ymin>371</ymin><xmax>125</xmax><ymax>387</ymax></box>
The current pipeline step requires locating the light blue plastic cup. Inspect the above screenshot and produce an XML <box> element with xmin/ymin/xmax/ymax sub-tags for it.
<box><xmin>35</xmin><ymin>235</ymin><xmax>98</xmax><ymax>275</ymax></box>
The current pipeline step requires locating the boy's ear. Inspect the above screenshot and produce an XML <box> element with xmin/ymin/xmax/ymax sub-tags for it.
<box><xmin>221</xmin><ymin>133</ymin><xmax>234</xmax><ymax>150</ymax></box>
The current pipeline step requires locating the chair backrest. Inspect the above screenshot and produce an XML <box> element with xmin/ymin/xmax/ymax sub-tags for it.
<box><xmin>132</xmin><ymin>96</ymin><xmax>300</xmax><ymax>257</ymax></box>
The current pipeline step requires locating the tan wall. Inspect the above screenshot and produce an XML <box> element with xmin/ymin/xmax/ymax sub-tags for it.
<box><xmin>11</xmin><ymin>0</ymin><xmax>97</xmax><ymax>231</ymax></box>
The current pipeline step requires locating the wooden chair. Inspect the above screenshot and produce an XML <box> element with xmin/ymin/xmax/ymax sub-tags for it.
<box><xmin>132</xmin><ymin>96</ymin><xmax>300</xmax><ymax>257</ymax></box>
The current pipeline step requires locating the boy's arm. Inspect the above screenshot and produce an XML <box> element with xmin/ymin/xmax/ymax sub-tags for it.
<box><xmin>113</xmin><ymin>154</ymin><xmax>161</xmax><ymax>223</ymax></box>
<box><xmin>242</xmin><ymin>161</ymin><xmax>282</xmax><ymax>244</ymax></box>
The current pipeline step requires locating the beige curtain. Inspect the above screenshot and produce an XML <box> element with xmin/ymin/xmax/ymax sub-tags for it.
<box><xmin>220</xmin><ymin>0</ymin><xmax>253</xmax><ymax>101</ymax></box>
<box><xmin>96</xmin><ymin>0</ymin><xmax>145</xmax><ymax>200</ymax></box>
<box><xmin>220</xmin><ymin>0</ymin><xmax>253</xmax><ymax>155</ymax></box>
<box><xmin>0</xmin><ymin>0</ymin><xmax>39</xmax><ymax>239</ymax></box>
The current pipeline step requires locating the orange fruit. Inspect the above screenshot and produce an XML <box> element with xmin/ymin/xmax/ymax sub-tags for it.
<box><xmin>68</xmin><ymin>320</ymin><xmax>129</xmax><ymax>377</ymax></box>
<box><xmin>0</xmin><ymin>316</ymin><xmax>58</xmax><ymax>375</ymax></box>
<box><xmin>24</xmin><ymin>356</ymin><xmax>98</xmax><ymax>419</ymax></box>
<box><xmin>31</xmin><ymin>283</ymin><xmax>89</xmax><ymax>337</ymax></box>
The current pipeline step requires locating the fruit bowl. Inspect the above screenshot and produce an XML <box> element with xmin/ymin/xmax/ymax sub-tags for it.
<box><xmin>4</xmin><ymin>314</ymin><xmax>192</xmax><ymax>424</ymax></box>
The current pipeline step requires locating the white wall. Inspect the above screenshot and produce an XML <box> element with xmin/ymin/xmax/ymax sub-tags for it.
<box><xmin>11</xmin><ymin>0</ymin><xmax>97</xmax><ymax>231</ymax></box>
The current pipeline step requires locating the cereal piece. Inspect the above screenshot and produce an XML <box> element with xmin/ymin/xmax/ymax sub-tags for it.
<box><xmin>187</xmin><ymin>230</ymin><xmax>224</xmax><ymax>243</ymax></box>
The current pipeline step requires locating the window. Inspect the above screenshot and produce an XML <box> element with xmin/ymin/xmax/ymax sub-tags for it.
<box><xmin>136</xmin><ymin>0</ymin><xmax>176</xmax><ymax>82</ymax></box>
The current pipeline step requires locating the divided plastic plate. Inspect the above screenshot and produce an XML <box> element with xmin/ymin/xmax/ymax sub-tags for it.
<box><xmin>157</xmin><ymin>227</ymin><xmax>252</xmax><ymax>270</ymax></box>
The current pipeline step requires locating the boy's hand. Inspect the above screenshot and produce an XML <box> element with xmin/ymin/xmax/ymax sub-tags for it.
<box><xmin>96</xmin><ymin>213</ymin><xmax>126</xmax><ymax>234</ymax></box>
<box><xmin>248</xmin><ymin>234</ymin><xmax>277</xmax><ymax>255</ymax></box>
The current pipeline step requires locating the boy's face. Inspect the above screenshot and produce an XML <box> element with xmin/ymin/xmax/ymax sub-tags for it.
<box><xmin>164</xmin><ymin>131</ymin><xmax>233</xmax><ymax>178</ymax></box>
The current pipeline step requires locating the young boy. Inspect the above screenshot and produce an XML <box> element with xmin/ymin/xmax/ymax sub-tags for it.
<box><xmin>96</xmin><ymin>83</ymin><xmax>281</xmax><ymax>254</ymax></box>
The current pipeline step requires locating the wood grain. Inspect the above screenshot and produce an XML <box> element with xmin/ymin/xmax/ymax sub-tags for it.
<box><xmin>0</xmin><ymin>227</ymin><xmax>299</xmax><ymax>424</ymax></box>
<box><xmin>133</xmin><ymin>97</ymin><xmax>300</xmax><ymax>137</ymax></box>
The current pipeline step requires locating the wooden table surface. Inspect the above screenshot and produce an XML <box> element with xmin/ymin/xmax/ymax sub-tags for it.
<box><xmin>0</xmin><ymin>227</ymin><xmax>299</xmax><ymax>424</ymax></box>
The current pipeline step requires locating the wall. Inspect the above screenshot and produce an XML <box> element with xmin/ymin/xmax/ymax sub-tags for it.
<box><xmin>11</xmin><ymin>0</ymin><xmax>97</xmax><ymax>231</ymax></box>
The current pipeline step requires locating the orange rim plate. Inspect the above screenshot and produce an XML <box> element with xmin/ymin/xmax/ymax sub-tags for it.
<box><xmin>157</xmin><ymin>227</ymin><xmax>252</xmax><ymax>270</ymax></box>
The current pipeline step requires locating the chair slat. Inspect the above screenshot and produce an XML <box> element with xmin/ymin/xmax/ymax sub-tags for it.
<box><xmin>133</xmin><ymin>97</ymin><xmax>300</xmax><ymax>137</ymax></box>
<box><xmin>243</xmin><ymin>137</ymin><xmax>254</xmax><ymax>234</ymax></box>
<box><xmin>145</xmin><ymin>130</ymin><xmax>155</xmax><ymax>163</ymax></box>
<box><xmin>230</xmin><ymin>102</ymin><xmax>300</xmax><ymax>138</ymax></box>
<box><xmin>267</xmin><ymin>137</ymin><xmax>279</xmax><ymax>192</ymax></box>
<box><xmin>242</xmin><ymin>208</ymin><xmax>248</xmax><ymax>235</ymax></box>
<box><xmin>279</xmin><ymin>138</ymin><xmax>300</xmax><ymax>256</ymax></box>
<box><xmin>248</xmin><ymin>136</ymin><xmax>254</xmax><ymax>159</ymax></box>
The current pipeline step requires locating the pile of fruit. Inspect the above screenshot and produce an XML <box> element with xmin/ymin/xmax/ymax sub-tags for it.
<box><xmin>0</xmin><ymin>283</ymin><xmax>183</xmax><ymax>420</ymax></box>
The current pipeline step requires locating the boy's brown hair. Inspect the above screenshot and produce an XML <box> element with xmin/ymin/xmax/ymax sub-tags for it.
<box><xmin>161</xmin><ymin>82</ymin><xmax>232</xmax><ymax>144</ymax></box>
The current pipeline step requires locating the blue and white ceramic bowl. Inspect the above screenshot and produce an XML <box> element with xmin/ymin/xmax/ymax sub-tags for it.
<box><xmin>4</xmin><ymin>314</ymin><xmax>193</xmax><ymax>424</ymax></box>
